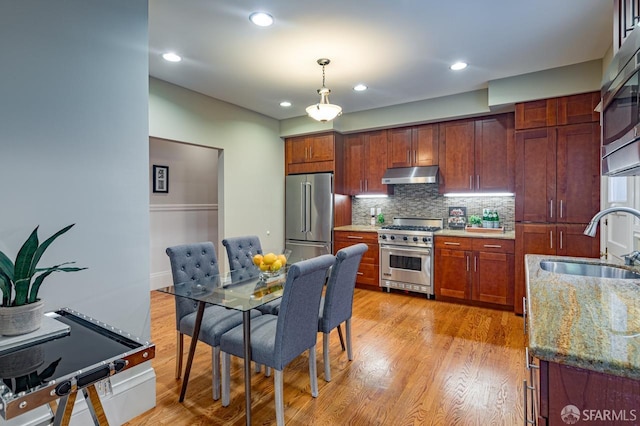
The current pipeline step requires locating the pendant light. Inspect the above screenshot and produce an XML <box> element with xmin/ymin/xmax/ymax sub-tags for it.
<box><xmin>306</xmin><ymin>58</ymin><xmax>342</xmax><ymax>122</ymax></box>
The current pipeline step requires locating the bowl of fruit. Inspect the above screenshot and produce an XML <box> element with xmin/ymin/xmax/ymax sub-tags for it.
<box><xmin>253</xmin><ymin>251</ymin><xmax>289</xmax><ymax>280</ymax></box>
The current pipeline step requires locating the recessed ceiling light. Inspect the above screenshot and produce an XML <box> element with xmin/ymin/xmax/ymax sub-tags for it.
<box><xmin>450</xmin><ymin>61</ymin><xmax>468</xmax><ymax>71</ymax></box>
<box><xmin>353</xmin><ymin>84</ymin><xmax>368</xmax><ymax>92</ymax></box>
<box><xmin>280</xmin><ymin>101</ymin><xmax>292</xmax><ymax>107</ymax></box>
<box><xmin>249</xmin><ymin>12</ymin><xmax>274</xmax><ymax>27</ymax></box>
<box><xmin>162</xmin><ymin>52</ymin><xmax>182</xmax><ymax>62</ymax></box>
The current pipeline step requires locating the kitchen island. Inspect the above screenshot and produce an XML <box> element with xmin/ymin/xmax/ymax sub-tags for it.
<box><xmin>524</xmin><ymin>254</ymin><xmax>640</xmax><ymax>425</ymax></box>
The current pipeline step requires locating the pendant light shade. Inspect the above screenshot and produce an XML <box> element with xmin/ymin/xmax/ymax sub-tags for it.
<box><xmin>306</xmin><ymin>59</ymin><xmax>342</xmax><ymax>122</ymax></box>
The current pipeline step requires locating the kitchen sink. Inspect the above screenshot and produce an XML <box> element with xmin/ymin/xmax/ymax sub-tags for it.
<box><xmin>540</xmin><ymin>260</ymin><xmax>640</xmax><ymax>279</ymax></box>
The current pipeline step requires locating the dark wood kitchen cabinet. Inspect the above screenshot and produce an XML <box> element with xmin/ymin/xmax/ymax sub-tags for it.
<box><xmin>387</xmin><ymin>124</ymin><xmax>439</xmax><ymax>168</ymax></box>
<box><xmin>515</xmin><ymin>123</ymin><xmax>600</xmax><ymax>223</ymax></box>
<box><xmin>435</xmin><ymin>236</ymin><xmax>514</xmax><ymax>308</ymax></box>
<box><xmin>334</xmin><ymin>230</ymin><xmax>379</xmax><ymax>289</ymax></box>
<box><xmin>514</xmin><ymin>223</ymin><xmax>600</xmax><ymax>314</ymax></box>
<box><xmin>515</xmin><ymin>92</ymin><xmax>600</xmax><ymax>130</ymax></box>
<box><xmin>285</xmin><ymin>132</ymin><xmax>343</xmax><ymax>175</ymax></box>
<box><xmin>524</xmin><ymin>356</ymin><xmax>640</xmax><ymax>426</ymax></box>
<box><xmin>439</xmin><ymin>114</ymin><xmax>514</xmax><ymax>193</ymax></box>
<box><xmin>343</xmin><ymin>130</ymin><xmax>389</xmax><ymax>196</ymax></box>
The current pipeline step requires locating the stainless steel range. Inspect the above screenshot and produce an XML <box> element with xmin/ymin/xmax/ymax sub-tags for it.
<box><xmin>377</xmin><ymin>217</ymin><xmax>443</xmax><ymax>297</ymax></box>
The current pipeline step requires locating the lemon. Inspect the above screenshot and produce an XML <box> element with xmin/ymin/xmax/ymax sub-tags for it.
<box><xmin>259</xmin><ymin>262</ymin><xmax>269</xmax><ymax>271</ymax></box>
<box><xmin>270</xmin><ymin>259</ymin><xmax>282</xmax><ymax>271</ymax></box>
<box><xmin>277</xmin><ymin>254</ymin><xmax>287</xmax><ymax>266</ymax></box>
<box><xmin>262</xmin><ymin>253</ymin><xmax>277</xmax><ymax>265</ymax></box>
<box><xmin>253</xmin><ymin>254</ymin><xmax>263</xmax><ymax>266</ymax></box>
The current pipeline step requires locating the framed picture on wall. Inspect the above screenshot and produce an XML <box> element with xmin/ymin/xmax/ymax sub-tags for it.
<box><xmin>153</xmin><ymin>165</ymin><xmax>169</xmax><ymax>193</ymax></box>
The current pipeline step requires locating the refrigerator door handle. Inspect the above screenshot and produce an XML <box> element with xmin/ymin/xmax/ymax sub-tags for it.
<box><xmin>305</xmin><ymin>182</ymin><xmax>312</xmax><ymax>234</ymax></box>
<box><xmin>286</xmin><ymin>241</ymin><xmax>330</xmax><ymax>249</ymax></box>
<box><xmin>300</xmin><ymin>181</ymin><xmax>306</xmax><ymax>232</ymax></box>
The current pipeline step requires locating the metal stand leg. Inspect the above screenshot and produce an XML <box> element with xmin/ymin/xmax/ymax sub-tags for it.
<box><xmin>179</xmin><ymin>301</ymin><xmax>205</xmax><ymax>402</ymax></box>
<box><xmin>53</xmin><ymin>392</ymin><xmax>77</xmax><ymax>426</ymax></box>
<box><xmin>83</xmin><ymin>385</ymin><xmax>110</xmax><ymax>425</ymax></box>
<box><xmin>243</xmin><ymin>310</ymin><xmax>252</xmax><ymax>426</ymax></box>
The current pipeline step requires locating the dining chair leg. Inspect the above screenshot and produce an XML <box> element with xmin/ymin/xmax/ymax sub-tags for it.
<box><xmin>274</xmin><ymin>369</ymin><xmax>284</xmax><ymax>426</ymax></box>
<box><xmin>255</xmin><ymin>363</ymin><xmax>261</xmax><ymax>373</ymax></box>
<box><xmin>322</xmin><ymin>332</ymin><xmax>331</xmax><ymax>382</ymax></box>
<box><xmin>309</xmin><ymin>345</ymin><xmax>318</xmax><ymax>397</ymax></box>
<box><xmin>346</xmin><ymin>319</ymin><xmax>353</xmax><ymax>361</ymax></box>
<box><xmin>212</xmin><ymin>346</ymin><xmax>221</xmax><ymax>400</ymax></box>
<box><xmin>221</xmin><ymin>352</ymin><xmax>231</xmax><ymax>407</ymax></box>
<box><xmin>265</xmin><ymin>366</ymin><xmax>272</xmax><ymax>377</ymax></box>
<box><xmin>336</xmin><ymin>324</ymin><xmax>346</xmax><ymax>351</ymax></box>
<box><xmin>176</xmin><ymin>332</ymin><xmax>184</xmax><ymax>379</ymax></box>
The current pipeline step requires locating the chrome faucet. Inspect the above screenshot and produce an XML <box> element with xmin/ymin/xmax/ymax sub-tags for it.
<box><xmin>583</xmin><ymin>206</ymin><xmax>640</xmax><ymax>237</ymax></box>
<box><xmin>623</xmin><ymin>250</ymin><xmax>640</xmax><ymax>266</ymax></box>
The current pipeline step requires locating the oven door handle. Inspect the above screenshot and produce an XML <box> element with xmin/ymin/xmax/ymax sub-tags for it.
<box><xmin>380</xmin><ymin>246</ymin><xmax>432</xmax><ymax>255</ymax></box>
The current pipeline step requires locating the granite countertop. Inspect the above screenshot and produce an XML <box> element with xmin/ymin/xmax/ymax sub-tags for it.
<box><xmin>436</xmin><ymin>229</ymin><xmax>515</xmax><ymax>240</ymax></box>
<box><xmin>525</xmin><ymin>254</ymin><xmax>640</xmax><ymax>380</ymax></box>
<box><xmin>334</xmin><ymin>225</ymin><xmax>380</xmax><ymax>232</ymax></box>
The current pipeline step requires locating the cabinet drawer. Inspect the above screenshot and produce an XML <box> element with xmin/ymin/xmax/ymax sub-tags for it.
<box><xmin>355</xmin><ymin>262</ymin><xmax>378</xmax><ymax>286</ymax></box>
<box><xmin>334</xmin><ymin>230</ymin><xmax>378</xmax><ymax>243</ymax></box>
<box><xmin>472</xmin><ymin>238</ymin><xmax>514</xmax><ymax>253</ymax></box>
<box><xmin>435</xmin><ymin>236</ymin><xmax>473</xmax><ymax>250</ymax></box>
<box><xmin>334</xmin><ymin>239</ymin><xmax>379</xmax><ymax>264</ymax></box>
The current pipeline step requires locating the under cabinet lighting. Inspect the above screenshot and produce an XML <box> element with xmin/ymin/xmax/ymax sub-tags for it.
<box><xmin>444</xmin><ymin>192</ymin><xmax>514</xmax><ymax>197</ymax></box>
<box><xmin>355</xmin><ymin>194</ymin><xmax>388</xmax><ymax>199</ymax></box>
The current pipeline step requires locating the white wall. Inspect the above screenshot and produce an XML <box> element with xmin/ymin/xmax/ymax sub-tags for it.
<box><xmin>0</xmin><ymin>1</ymin><xmax>154</xmax><ymax>424</ymax></box>
<box><xmin>149</xmin><ymin>79</ymin><xmax>284</xmax><ymax>268</ymax></box>
<box><xmin>149</xmin><ymin>138</ymin><xmax>219</xmax><ymax>289</ymax></box>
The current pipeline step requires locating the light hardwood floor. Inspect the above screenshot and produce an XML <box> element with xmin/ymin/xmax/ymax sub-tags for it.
<box><xmin>125</xmin><ymin>289</ymin><xmax>526</xmax><ymax>425</ymax></box>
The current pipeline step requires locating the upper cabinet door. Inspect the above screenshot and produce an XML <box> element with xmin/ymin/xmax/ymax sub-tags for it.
<box><xmin>286</xmin><ymin>136</ymin><xmax>308</xmax><ymax>164</ymax></box>
<box><xmin>307</xmin><ymin>133</ymin><xmax>335</xmax><ymax>162</ymax></box>
<box><xmin>343</xmin><ymin>134</ymin><xmax>365</xmax><ymax>196</ymax></box>
<box><xmin>515</xmin><ymin>99</ymin><xmax>558</xmax><ymax>130</ymax></box>
<box><xmin>387</xmin><ymin>127</ymin><xmax>413</xmax><ymax>168</ymax></box>
<box><xmin>515</xmin><ymin>128</ymin><xmax>557</xmax><ymax>223</ymax></box>
<box><xmin>363</xmin><ymin>130</ymin><xmax>389</xmax><ymax>194</ymax></box>
<box><xmin>474</xmin><ymin>115</ymin><xmax>515</xmax><ymax>193</ymax></box>
<box><xmin>439</xmin><ymin>119</ymin><xmax>475</xmax><ymax>192</ymax></box>
<box><xmin>555</xmin><ymin>123</ymin><xmax>601</xmax><ymax>223</ymax></box>
<box><xmin>413</xmin><ymin>124</ymin><xmax>439</xmax><ymax>167</ymax></box>
<box><xmin>556</xmin><ymin>92</ymin><xmax>600</xmax><ymax>126</ymax></box>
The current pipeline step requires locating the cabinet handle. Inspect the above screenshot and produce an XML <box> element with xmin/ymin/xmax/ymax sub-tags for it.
<box><xmin>560</xmin><ymin>199</ymin><xmax>563</xmax><ymax>218</ymax></box>
<box><xmin>444</xmin><ymin>242</ymin><xmax>461</xmax><ymax>246</ymax></box>
<box><xmin>523</xmin><ymin>380</ymin><xmax>536</xmax><ymax>425</ymax></box>
<box><xmin>483</xmin><ymin>244</ymin><xmax>502</xmax><ymax>248</ymax></box>
<box><xmin>365</xmin><ymin>179</ymin><xmax>368</xmax><ymax>191</ymax></box>
<box><xmin>466</xmin><ymin>255</ymin><xmax>470</xmax><ymax>271</ymax></box>
<box><xmin>407</xmin><ymin>150</ymin><xmax>410</xmax><ymax>164</ymax></box>
<box><xmin>347</xmin><ymin>235</ymin><xmax>364</xmax><ymax>239</ymax></box>
<box><xmin>525</xmin><ymin>347</ymin><xmax>539</xmax><ymax>371</ymax></box>
<box><xmin>305</xmin><ymin>147</ymin><xmax>308</xmax><ymax>159</ymax></box>
<box><xmin>309</xmin><ymin>146</ymin><xmax>312</xmax><ymax>159</ymax></box>
<box><xmin>356</xmin><ymin>272</ymin><xmax>364</xmax><ymax>275</ymax></box>
<box><xmin>360</xmin><ymin>180</ymin><xmax>363</xmax><ymax>192</ymax></box>
<box><xmin>549</xmin><ymin>230</ymin><xmax>553</xmax><ymax>250</ymax></box>
<box><xmin>414</xmin><ymin>150</ymin><xmax>417</xmax><ymax>164</ymax></box>
<box><xmin>474</xmin><ymin>255</ymin><xmax>477</xmax><ymax>272</ymax></box>
<box><xmin>560</xmin><ymin>231</ymin><xmax>563</xmax><ymax>250</ymax></box>
<box><xmin>523</xmin><ymin>297</ymin><xmax>527</xmax><ymax>335</ymax></box>
<box><xmin>469</xmin><ymin>176</ymin><xmax>473</xmax><ymax>190</ymax></box>
<box><xmin>549</xmin><ymin>199</ymin><xmax>553</xmax><ymax>218</ymax></box>
<box><xmin>477</xmin><ymin>175</ymin><xmax>480</xmax><ymax>190</ymax></box>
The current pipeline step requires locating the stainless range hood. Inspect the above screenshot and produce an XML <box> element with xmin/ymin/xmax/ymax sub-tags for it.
<box><xmin>381</xmin><ymin>166</ymin><xmax>439</xmax><ymax>184</ymax></box>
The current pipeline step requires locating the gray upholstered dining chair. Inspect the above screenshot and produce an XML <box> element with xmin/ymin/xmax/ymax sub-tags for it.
<box><xmin>222</xmin><ymin>235</ymin><xmax>281</xmax><ymax>315</ymax></box>
<box><xmin>318</xmin><ymin>243</ymin><xmax>368</xmax><ymax>382</ymax></box>
<box><xmin>219</xmin><ymin>254</ymin><xmax>336</xmax><ymax>426</ymax></box>
<box><xmin>166</xmin><ymin>242</ymin><xmax>261</xmax><ymax>400</ymax></box>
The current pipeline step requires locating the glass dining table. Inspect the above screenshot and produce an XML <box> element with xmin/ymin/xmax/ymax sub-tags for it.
<box><xmin>156</xmin><ymin>268</ymin><xmax>287</xmax><ymax>425</ymax></box>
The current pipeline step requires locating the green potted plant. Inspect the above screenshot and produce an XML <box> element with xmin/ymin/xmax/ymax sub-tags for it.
<box><xmin>0</xmin><ymin>224</ymin><xmax>86</xmax><ymax>336</ymax></box>
<box><xmin>469</xmin><ymin>215</ymin><xmax>482</xmax><ymax>227</ymax></box>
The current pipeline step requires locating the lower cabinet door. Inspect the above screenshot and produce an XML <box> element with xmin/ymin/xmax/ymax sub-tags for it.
<box><xmin>473</xmin><ymin>251</ymin><xmax>514</xmax><ymax>306</ymax></box>
<box><xmin>435</xmin><ymin>248</ymin><xmax>470</xmax><ymax>300</ymax></box>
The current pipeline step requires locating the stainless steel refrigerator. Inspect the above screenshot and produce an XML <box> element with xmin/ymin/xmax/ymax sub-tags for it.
<box><xmin>285</xmin><ymin>173</ymin><xmax>334</xmax><ymax>263</ymax></box>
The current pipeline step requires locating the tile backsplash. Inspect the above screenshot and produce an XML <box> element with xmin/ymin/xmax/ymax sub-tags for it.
<box><xmin>351</xmin><ymin>184</ymin><xmax>515</xmax><ymax>230</ymax></box>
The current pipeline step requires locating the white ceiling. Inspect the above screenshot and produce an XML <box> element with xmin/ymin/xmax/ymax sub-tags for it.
<box><xmin>148</xmin><ymin>1</ymin><xmax>613</xmax><ymax>121</ymax></box>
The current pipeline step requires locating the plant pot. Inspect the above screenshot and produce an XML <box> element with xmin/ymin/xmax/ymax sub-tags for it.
<box><xmin>0</xmin><ymin>300</ymin><xmax>45</xmax><ymax>336</ymax></box>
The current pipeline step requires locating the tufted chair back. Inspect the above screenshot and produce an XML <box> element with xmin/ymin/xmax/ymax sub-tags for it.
<box><xmin>166</xmin><ymin>242</ymin><xmax>220</xmax><ymax>328</ymax></box>
<box><xmin>221</xmin><ymin>236</ymin><xmax>263</xmax><ymax>282</ymax></box>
